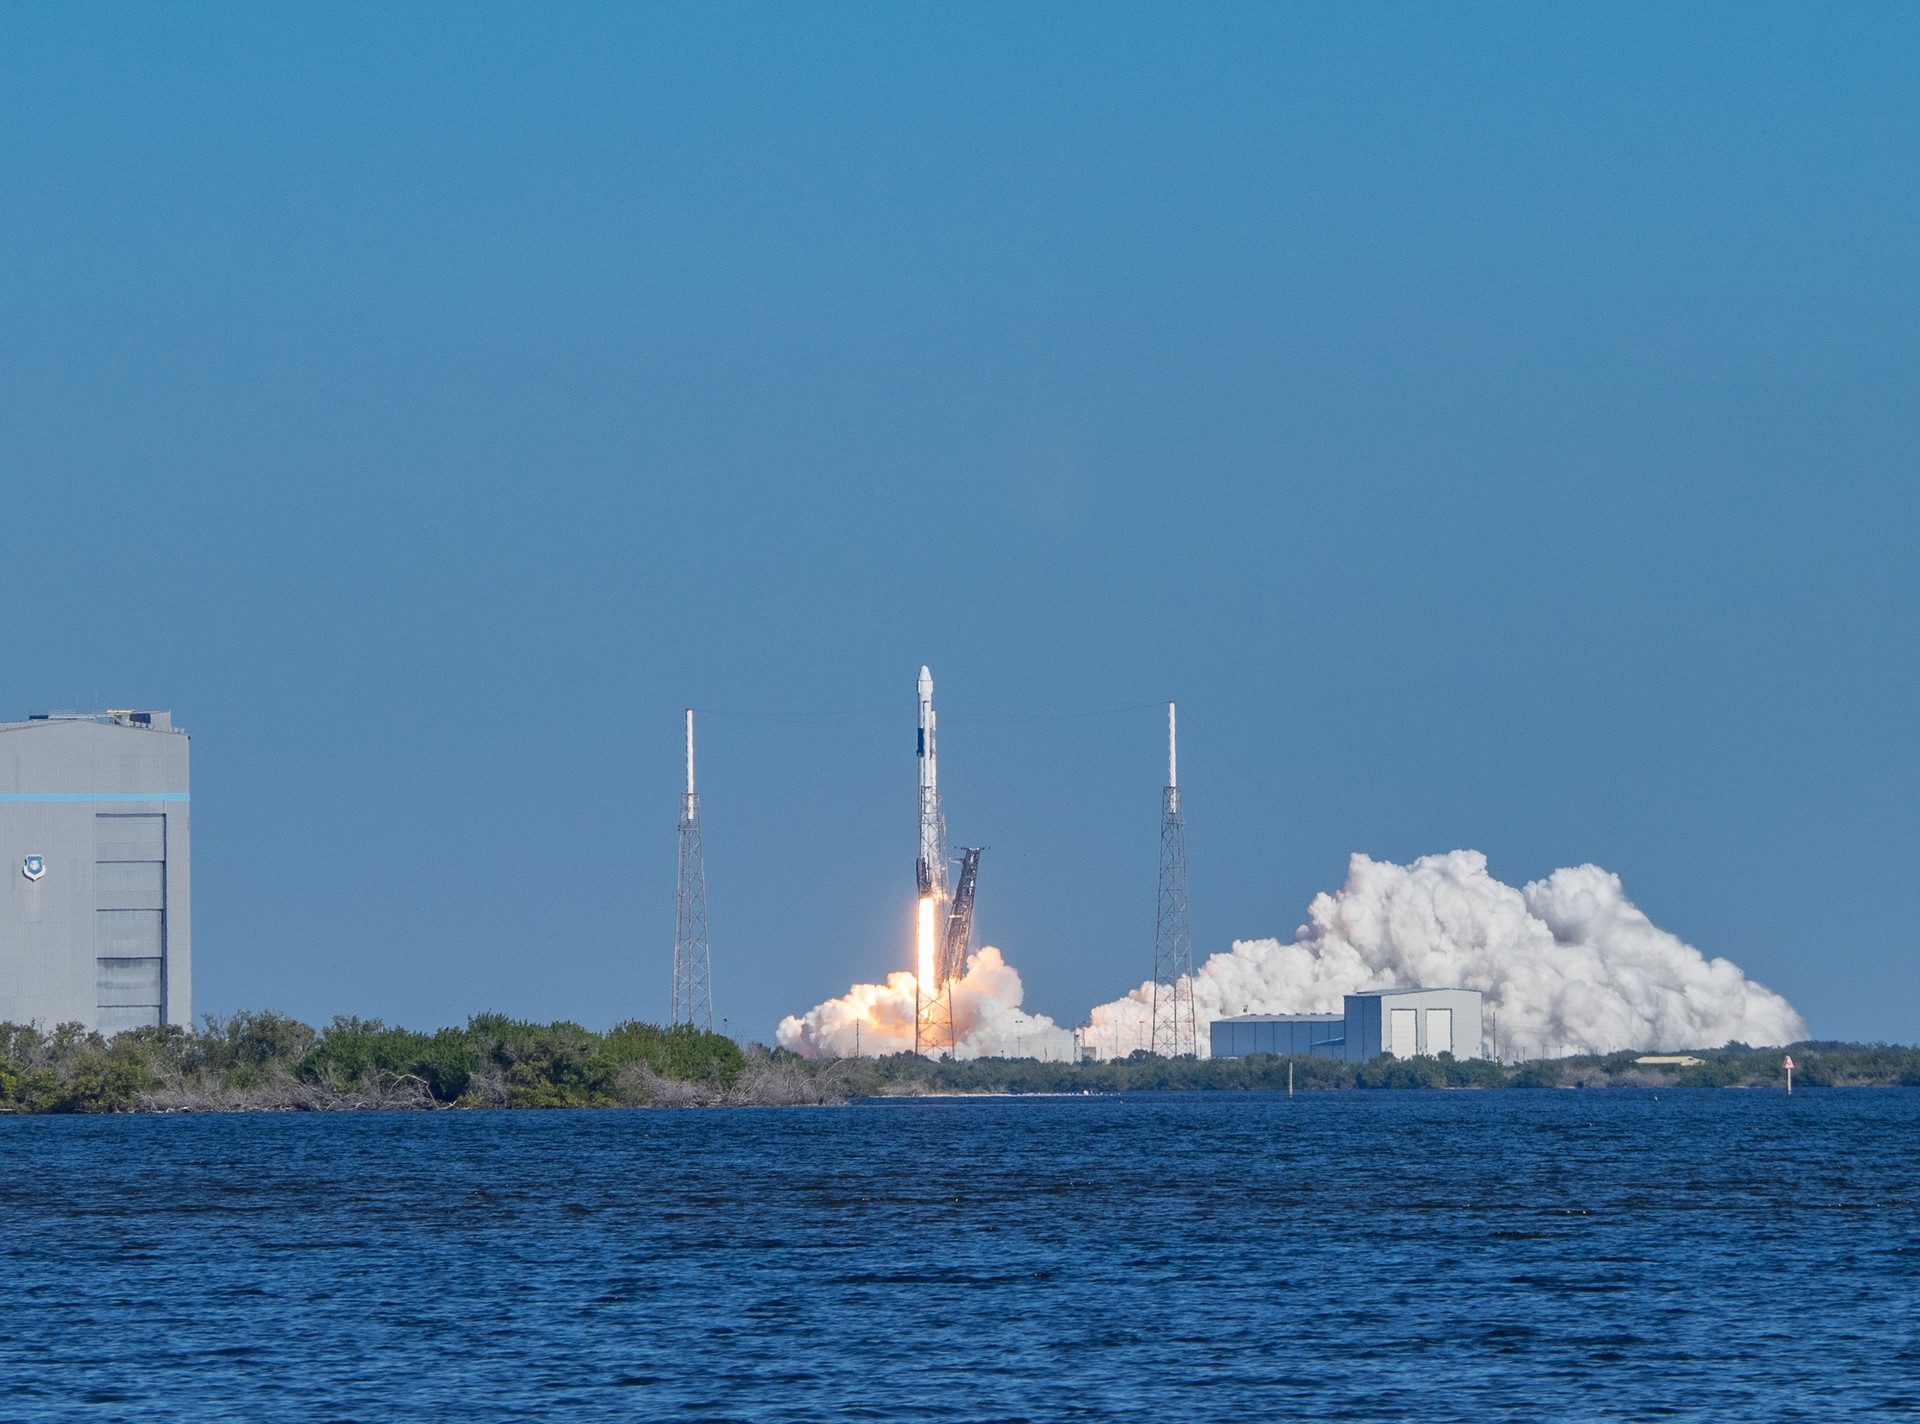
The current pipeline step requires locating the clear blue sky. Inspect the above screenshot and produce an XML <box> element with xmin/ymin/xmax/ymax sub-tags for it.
<box><xmin>3</xmin><ymin>3</ymin><xmax>1914</xmax><ymax>1043</ymax></box>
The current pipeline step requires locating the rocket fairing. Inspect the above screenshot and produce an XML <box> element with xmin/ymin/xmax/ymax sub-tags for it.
<box><xmin>915</xmin><ymin>666</ymin><xmax>946</xmax><ymax>901</ymax></box>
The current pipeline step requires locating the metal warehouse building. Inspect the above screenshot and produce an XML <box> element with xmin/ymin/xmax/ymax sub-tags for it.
<box><xmin>1211</xmin><ymin>988</ymin><xmax>1484</xmax><ymax>1062</ymax></box>
<box><xmin>0</xmin><ymin>711</ymin><xmax>190</xmax><ymax>1033</ymax></box>
<box><xmin>1209</xmin><ymin>1013</ymin><xmax>1346</xmax><ymax>1060</ymax></box>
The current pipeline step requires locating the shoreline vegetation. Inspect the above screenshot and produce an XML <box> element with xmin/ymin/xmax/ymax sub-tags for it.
<box><xmin>0</xmin><ymin>1013</ymin><xmax>1915</xmax><ymax>1114</ymax></box>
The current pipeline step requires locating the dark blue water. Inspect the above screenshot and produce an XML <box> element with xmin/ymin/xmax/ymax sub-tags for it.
<box><xmin>2</xmin><ymin>1091</ymin><xmax>1916</xmax><ymax>1422</ymax></box>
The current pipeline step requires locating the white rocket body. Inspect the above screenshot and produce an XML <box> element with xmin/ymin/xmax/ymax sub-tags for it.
<box><xmin>916</xmin><ymin>665</ymin><xmax>946</xmax><ymax>900</ymax></box>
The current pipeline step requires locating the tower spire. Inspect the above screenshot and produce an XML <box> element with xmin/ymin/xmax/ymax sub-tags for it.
<box><xmin>1168</xmin><ymin>699</ymin><xmax>1178</xmax><ymax>802</ymax></box>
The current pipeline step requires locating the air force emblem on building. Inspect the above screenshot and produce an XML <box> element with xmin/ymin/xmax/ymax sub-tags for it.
<box><xmin>22</xmin><ymin>855</ymin><xmax>45</xmax><ymax>882</ymax></box>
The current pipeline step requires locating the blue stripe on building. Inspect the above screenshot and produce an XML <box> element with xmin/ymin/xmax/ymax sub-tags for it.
<box><xmin>0</xmin><ymin>793</ymin><xmax>191</xmax><ymax>802</ymax></box>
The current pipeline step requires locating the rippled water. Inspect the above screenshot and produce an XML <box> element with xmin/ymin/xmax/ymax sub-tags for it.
<box><xmin>2</xmin><ymin>1090</ymin><xmax>1915</xmax><ymax>1421</ymax></box>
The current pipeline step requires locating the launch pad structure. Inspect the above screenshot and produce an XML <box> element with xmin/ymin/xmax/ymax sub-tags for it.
<box><xmin>941</xmin><ymin>846</ymin><xmax>984</xmax><ymax>984</ymax></box>
<box><xmin>918</xmin><ymin>844</ymin><xmax>985</xmax><ymax>1055</ymax></box>
<box><xmin>906</xmin><ymin>672</ymin><xmax>1192</xmax><ymax>1061</ymax></box>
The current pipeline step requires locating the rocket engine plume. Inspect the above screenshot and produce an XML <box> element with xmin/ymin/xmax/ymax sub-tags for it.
<box><xmin>777</xmin><ymin>945</ymin><xmax>1077</xmax><ymax>1061</ymax></box>
<box><xmin>916</xmin><ymin>895</ymin><xmax>938</xmax><ymax>997</ymax></box>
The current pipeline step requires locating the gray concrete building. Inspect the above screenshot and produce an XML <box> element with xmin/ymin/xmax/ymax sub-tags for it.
<box><xmin>1211</xmin><ymin>988</ymin><xmax>1484</xmax><ymax>1063</ymax></box>
<box><xmin>0</xmin><ymin>711</ymin><xmax>190</xmax><ymax>1033</ymax></box>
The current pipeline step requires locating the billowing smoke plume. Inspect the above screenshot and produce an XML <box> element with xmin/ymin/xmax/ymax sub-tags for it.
<box><xmin>777</xmin><ymin>945</ymin><xmax>1077</xmax><ymax>1060</ymax></box>
<box><xmin>1083</xmin><ymin>850</ymin><xmax>1804</xmax><ymax>1059</ymax></box>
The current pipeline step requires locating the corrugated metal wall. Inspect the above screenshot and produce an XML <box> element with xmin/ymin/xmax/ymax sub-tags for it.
<box><xmin>95</xmin><ymin>813</ymin><xmax>165</xmax><ymax>1032</ymax></box>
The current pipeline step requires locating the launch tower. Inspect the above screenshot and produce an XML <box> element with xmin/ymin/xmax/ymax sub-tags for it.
<box><xmin>672</xmin><ymin>709</ymin><xmax>714</xmax><ymax>1030</ymax></box>
<box><xmin>1150</xmin><ymin>701</ymin><xmax>1197</xmax><ymax>1055</ymax></box>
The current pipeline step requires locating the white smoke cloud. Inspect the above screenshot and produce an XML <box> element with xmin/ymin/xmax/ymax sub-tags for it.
<box><xmin>777</xmin><ymin>945</ymin><xmax>1078</xmax><ymax>1061</ymax></box>
<box><xmin>1082</xmin><ymin>850</ymin><xmax>1805</xmax><ymax>1060</ymax></box>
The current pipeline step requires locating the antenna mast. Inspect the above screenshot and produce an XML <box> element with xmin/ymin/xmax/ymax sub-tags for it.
<box><xmin>672</xmin><ymin>708</ymin><xmax>714</xmax><ymax>1030</ymax></box>
<box><xmin>1151</xmin><ymin>700</ymin><xmax>1196</xmax><ymax>1056</ymax></box>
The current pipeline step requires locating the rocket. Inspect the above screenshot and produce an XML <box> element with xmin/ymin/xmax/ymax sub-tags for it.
<box><xmin>915</xmin><ymin>665</ymin><xmax>946</xmax><ymax>901</ymax></box>
<box><xmin>912</xmin><ymin>664</ymin><xmax>985</xmax><ymax>1032</ymax></box>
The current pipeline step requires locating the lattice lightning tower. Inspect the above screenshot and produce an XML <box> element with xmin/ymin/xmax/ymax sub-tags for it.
<box><xmin>672</xmin><ymin>708</ymin><xmax>714</xmax><ymax>1030</ymax></box>
<box><xmin>1151</xmin><ymin>700</ymin><xmax>1197</xmax><ymax>1056</ymax></box>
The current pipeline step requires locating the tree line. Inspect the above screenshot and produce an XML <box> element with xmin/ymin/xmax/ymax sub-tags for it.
<box><xmin>0</xmin><ymin>1012</ymin><xmax>763</xmax><ymax>1113</ymax></box>
<box><xmin>783</xmin><ymin>1040</ymin><xmax>1920</xmax><ymax>1094</ymax></box>
<box><xmin>1</xmin><ymin>1017</ymin><xmax>1913</xmax><ymax>1113</ymax></box>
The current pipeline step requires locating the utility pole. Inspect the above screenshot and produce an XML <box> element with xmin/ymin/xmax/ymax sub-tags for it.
<box><xmin>672</xmin><ymin>709</ymin><xmax>714</xmax><ymax>1030</ymax></box>
<box><xmin>1151</xmin><ymin>701</ymin><xmax>1197</xmax><ymax>1057</ymax></box>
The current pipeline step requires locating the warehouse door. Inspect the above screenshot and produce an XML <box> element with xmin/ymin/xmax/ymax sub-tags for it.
<box><xmin>1389</xmin><ymin>1008</ymin><xmax>1418</xmax><ymax>1059</ymax></box>
<box><xmin>96</xmin><ymin>814</ymin><xmax>165</xmax><ymax>1032</ymax></box>
<box><xmin>1425</xmin><ymin>1008</ymin><xmax>1453</xmax><ymax>1057</ymax></box>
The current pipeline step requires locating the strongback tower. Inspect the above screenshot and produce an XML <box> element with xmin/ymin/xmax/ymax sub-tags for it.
<box><xmin>1151</xmin><ymin>701</ymin><xmax>1196</xmax><ymax>1056</ymax></box>
<box><xmin>671</xmin><ymin>709</ymin><xmax>713</xmax><ymax>1031</ymax></box>
<box><xmin>0</xmin><ymin>710</ymin><xmax>190</xmax><ymax>1033</ymax></box>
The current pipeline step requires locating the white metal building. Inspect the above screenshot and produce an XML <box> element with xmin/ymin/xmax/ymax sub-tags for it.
<box><xmin>1210</xmin><ymin>988</ymin><xmax>1484</xmax><ymax>1062</ymax></box>
<box><xmin>0</xmin><ymin>711</ymin><xmax>190</xmax><ymax>1033</ymax></box>
<box><xmin>1341</xmin><ymin>988</ymin><xmax>1482</xmax><ymax>1061</ymax></box>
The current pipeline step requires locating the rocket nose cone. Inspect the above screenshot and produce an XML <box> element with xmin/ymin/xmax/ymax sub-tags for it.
<box><xmin>919</xmin><ymin>665</ymin><xmax>933</xmax><ymax>693</ymax></box>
